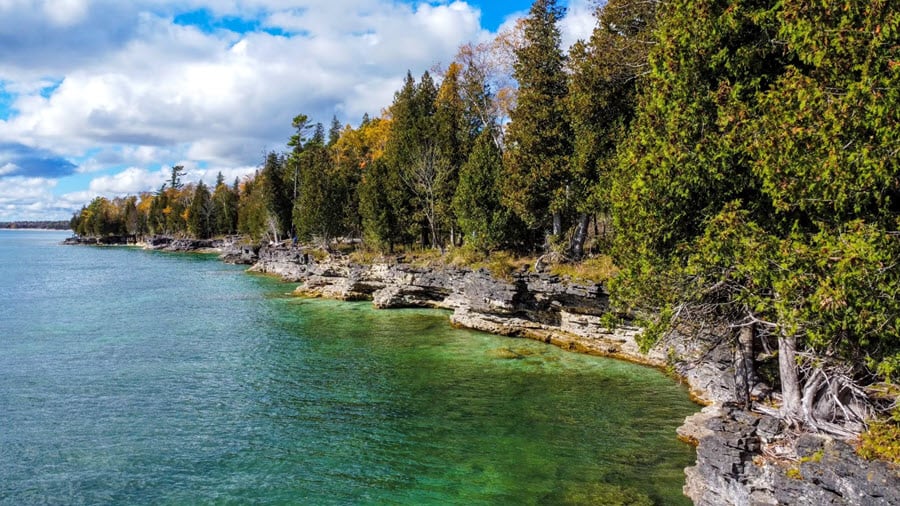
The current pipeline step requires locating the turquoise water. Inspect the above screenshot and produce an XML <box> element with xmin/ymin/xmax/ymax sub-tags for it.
<box><xmin>0</xmin><ymin>230</ymin><xmax>698</xmax><ymax>505</ymax></box>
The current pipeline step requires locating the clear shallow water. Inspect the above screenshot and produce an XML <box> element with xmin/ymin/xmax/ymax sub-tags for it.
<box><xmin>0</xmin><ymin>230</ymin><xmax>699</xmax><ymax>505</ymax></box>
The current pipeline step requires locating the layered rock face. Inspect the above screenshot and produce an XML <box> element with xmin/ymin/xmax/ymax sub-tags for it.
<box><xmin>249</xmin><ymin>245</ymin><xmax>653</xmax><ymax>366</ymax></box>
<box><xmin>680</xmin><ymin>406</ymin><xmax>900</xmax><ymax>506</ymax></box>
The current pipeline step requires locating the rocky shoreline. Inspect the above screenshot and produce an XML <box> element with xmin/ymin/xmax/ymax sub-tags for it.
<box><xmin>246</xmin><ymin>242</ymin><xmax>900</xmax><ymax>505</ymax></box>
<box><xmin>65</xmin><ymin>236</ymin><xmax>899</xmax><ymax>505</ymax></box>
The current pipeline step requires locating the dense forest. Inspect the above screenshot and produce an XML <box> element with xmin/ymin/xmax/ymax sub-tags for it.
<box><xmin>71</xmin><ymin>0</ymin><xmax>899</xmax><ymax>444</ymax></box>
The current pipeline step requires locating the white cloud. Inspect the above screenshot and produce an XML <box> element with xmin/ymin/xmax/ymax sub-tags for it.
<box><xmin>0</xmin><ymin>176</ymin><xmax>62</xmax><ymax>220</ymax></box>
<box><xmin>0</xmin><ymin>162</ymin><xmax>19</xmax><ymax>175</ymax></box>
<box><xmin>87</xmin><ymin>167</ymin><xmax>168</xmax><ymax>195</ymax></box>
<box><xmin>561</xmin><ymin>0</ymin><xmax>597</xmax><ymax>48</ymax></box>
<box><xmin>0</xmin><ymin>1</ymin><xmax>598</xmax><ymax>220</ymax></box>
<box><xmin>43</xmin><ymin>0</ymin><xmax>91</xmax><ymax>27</ymax></box>
<box><xmin>0</xmin><ymin>1</ymin><xmax>484</xmax><ymax>167</ymax></box>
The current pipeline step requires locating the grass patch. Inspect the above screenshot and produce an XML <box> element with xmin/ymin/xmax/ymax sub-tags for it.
<box><xmin>475</xmin><ymin>251</ymin><xmax>532</xmax><ymax>281</ymax></box>
<box><xmin>348</xmin><ymin>249</ymin><xmax>384</xmax><ymax>265</ymax></box>
<box><xmin>857</xmin><ymin>408</ymin><xmax>900</xmax><ymax>464</ymax></box>
<box><xmin>446</xmin><ymin>246</ymin><xmax>533</xmax><ymax>280</ymax></box>
<box><xmin>549</xmin><ymin>255</ymin><xmax>619</xmax><ymax>283</ymax></box>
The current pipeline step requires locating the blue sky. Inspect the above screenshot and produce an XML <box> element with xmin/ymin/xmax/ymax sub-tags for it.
<box><xmin>0</xmin><ymin>0</ymin><xmax>594</xmax><ymax>221</ymax></box>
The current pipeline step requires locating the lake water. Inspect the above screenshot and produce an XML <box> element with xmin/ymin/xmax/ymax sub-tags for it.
<box><xmin>0</xmin><ymin>230</ymin><xmax>698</xmax><ymax>505</ymax></box>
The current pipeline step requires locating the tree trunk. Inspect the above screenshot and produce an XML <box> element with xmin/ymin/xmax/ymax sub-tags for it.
<box><xmin>733</xmin><ymin>324</ymin><xmax>755</xmax><ymax>409</ymax></box>
<box><xmin>778</xmin><ymin>332</ymin><xmax>802</xmax><ymax>421</ymax></box>
<box><xmin>569</xmin><ymin>213</ymin><xmax>590</xmax><ymax>259</ymax></box>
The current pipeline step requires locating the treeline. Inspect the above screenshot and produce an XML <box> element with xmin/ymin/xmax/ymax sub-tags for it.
<box><xmin>70</xmin><ymin>167</ymin><xmax>239</xmax><ymax>239</ymax></box>
<box><xmin>71</xmin><ymin>0</ymin><xmax>899</xmax><ymax>433</ymax></box>
<box><xmin>1</xmin><ymin>221</ymin><xmax>70</xmax><ymax>230</ymax></box>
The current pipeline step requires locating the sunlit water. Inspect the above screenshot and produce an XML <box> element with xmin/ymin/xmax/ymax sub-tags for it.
<box><xmin>0</xmin><ymin>230</ymin><xmax>699</xmax><ymax>505</ymax></box>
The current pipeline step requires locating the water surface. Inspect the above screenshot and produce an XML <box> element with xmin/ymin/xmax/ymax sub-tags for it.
<box><xmin>0</xmin><ymin>230</ymin><xmax>698</xmax><ymax>505</ymax></box>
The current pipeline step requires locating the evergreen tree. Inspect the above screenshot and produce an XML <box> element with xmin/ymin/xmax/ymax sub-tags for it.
<box><xmin>502</xmin><ymin>0</ymin><xmax>573</xmax><ymax>244</ymax></box>
<box><xmin>211</xmin><ymin>172</ymin><xmax>238</xmax><ymax>236</ymax></box>
<box><xmin>378</xmin><ymin>72</ymin><xmax>422</xmax><ymax>247</ymax></box>
<box><xmin>123</xmin><ymin>195</ymin><xmax>142</xmax><ymax>236</ymax></box>
<box><xmin>612</xmin><ymin>0</ymin><xmax>900</xmax><ymax>430</ymax></box>
<box><xmin>259</xmin><ymin>152</ymin><xmax>291</xmax><ymax>241</ymax></box>
<box><xmin>148</xmin><ymin>185</ymin><xmax>168</xmax><ymax>234</ymax></box>
<box><xmin>434</xmin><ymin>62</ymin><xmax>471</xmax><ymax>246</ymax></box>
<box><xmin>169</xmin><ymin>165</ymin><xmax>186</xmax><ymax>190</ymax></box>
<box><xmin>566</xmin><ymin>0</ymin><xmax>659</xmax><ymax>256</ymax></box>
<box><xmin>187</xmin><ymin>180</ymin><xmax>212</xmax><ymax>239</ymax></box>
<box><xmin>293</xmin><ymin>126</ymin><xmax>347</xmax><ymax>244</ymax></box>
<box><xmin>328</xmin><ymin>115</ymin><xmax>342</xmax><ymax>146</ymax></box>
<box><xmin>453</xmin><ymin>129</ymin><xmax>516</xmax><ymax>252</ymax></box>
<box><xmin>359</xmin><ymin>157</ymin><xmax>398</xmax><ymax>251</ymax></box>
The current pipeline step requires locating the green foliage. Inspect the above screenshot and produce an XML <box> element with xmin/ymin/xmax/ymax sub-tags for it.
<box><xmin>359</xmin><ymin>157</ymin><xmax>400</xmax><ymax>252</ymax></box>
<box><xmin>259</xmin><ymin>151</ymin><xmax>292</xmax><ymax>240</ymax></box>
<box><xmin>238</xmin><ymin>174</ymin><xmax>269</xmax><ymax>241</ymax></box>
<box><xmin>857</xmin><ymin>407</ymin><xmax>900</xmax><ymax>464</ymax></box>
<box><xmin>502</xmin><ymin>0</ymin><xmax>573</xmax><ymax>237</ymax></box>
<box><xmin>548</xmin><ymin>255</ymin><xmax>618</xmax><ymax>284</ymax></box>
<box><xmin>292</xmin><ymin>122</ymin><xmax>349</xmax><ymax>244</ymax></box>
<box><xmin>211</xmin><ymin>174</ymin><xmax>239</xmax><ymax>236</ymax></box>
<box><xmin>453</xmin><ymin>129</ymin><xmax>514</xmax><ymax>252</ymax></box>
<box><xmin>567</xmin><ymin>0</ymin><xmax>658</xmax><ymax>217</ymax></box>
<box><xmin>610</xmin><ymin>0</ymin><xmax>900</xmax><ymax>406</ymax></box>
<box><xmin>168</xmin><ymin>165</ymin><xmax>186</xmax><ymax>190</ymax></box>
<box><xmin>186</xmin><ymin>181</ymin><xmax>212</xmax><ymax>239</ymax></box>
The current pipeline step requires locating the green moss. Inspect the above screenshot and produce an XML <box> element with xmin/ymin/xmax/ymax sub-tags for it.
<box><xmin>857</xmin><ymin>410</ymin><xmax>900</xmax><ymax>465</ymax></box>
<box><xmin>799</xmin><ymin>449</ymin><xmax>824</xmax><ymax>464</ymax></box>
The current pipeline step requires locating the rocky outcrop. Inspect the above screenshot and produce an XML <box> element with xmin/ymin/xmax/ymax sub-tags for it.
<box><xmin>143</xmin><ymin>236</ymin><xmax>235</xmax><ymax>252</ymax></box>
<box><xmin>249</xmin><ymin>244</ymin><xmax>658</xmax><ymax>367</ymax></box>
<box><xmin>681</xmin><ymin>406</ymin><xmax>900</xmax><ymax>505</ymax></box>
<box><xmin>62</xmin><ymin>234</ymin><xmax>137</xmax><ymax>245</ymax></box>
<box><xmin>220</xmin><ymin>243</ymin><xmax>259</xmax><ymax>265</ymax></box>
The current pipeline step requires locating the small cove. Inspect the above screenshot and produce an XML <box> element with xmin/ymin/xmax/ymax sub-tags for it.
<box><xmin>0</xmin><ymin>230</ymin><xmax>699</xmax><ymax>505</ymax></box>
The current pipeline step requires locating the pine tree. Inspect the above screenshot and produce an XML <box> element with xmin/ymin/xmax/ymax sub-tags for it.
<box><xmin>566</xmin><ymin>0</ymin><xmax>659</xmax><ymax>256</ymax></box>
<box><xmin>434</xmin><ymin>62</ymin><xmax>471</xmax><ymax>246</ymax></box>
<box><xmin>328</xmin><ymin>115</ymin><xmax>342</xmax><ymax>147</ymax></box>
<box><xmin>169</xmin><ymin>165</ymin><xmax>186</xmax><ymax>190</ymax></box>
<box><xmin>259</xmin><ymin>151</ymin><xmax>291</xmax><ymax>241</ymax></box>
<box><xmin>187</xmin><ymin>181</ymin><xmax>212</xmax><ymax>239</ymax></box>
<box><xmin>502</xmin><ymin>0</ymin><xmax>573</xmax><ymax>244</ymax></box>
<box><xmin>453</xmin><ymin>129</ymin><xmax>516</xmax><ymax>252</ymax></box>
<box><xmin>211</xmin><ymin>172</ymin><xmax>238</xmax><ymax>236</ymax></box>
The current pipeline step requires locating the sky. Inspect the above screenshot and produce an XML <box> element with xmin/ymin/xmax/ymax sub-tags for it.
<box><xmin>0</xmin><ymin>0</ymin><xmax>597</xmax><ymax>221</ymax></box>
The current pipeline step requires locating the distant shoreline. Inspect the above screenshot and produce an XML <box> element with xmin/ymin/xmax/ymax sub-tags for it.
<box><xmin>0</xmin><ymin>221</ymin><xmax>70</xmax><ymax>231</ymax></box>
